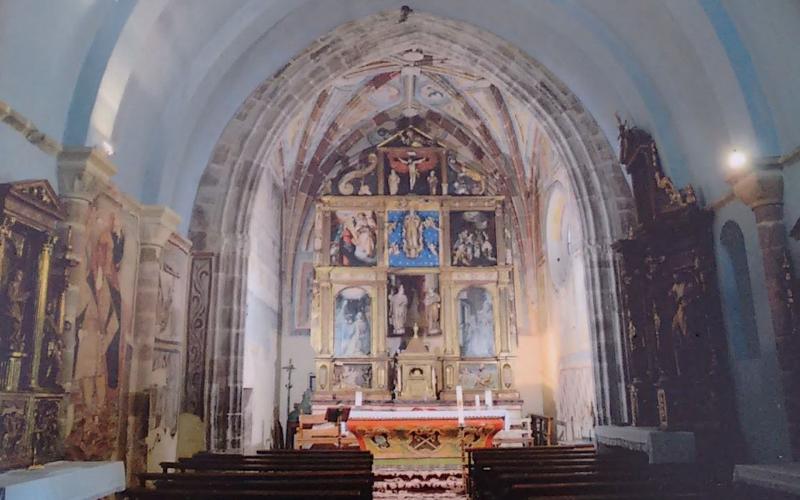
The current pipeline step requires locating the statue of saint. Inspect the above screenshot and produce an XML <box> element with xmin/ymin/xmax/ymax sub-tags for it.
<box><xmin>42</xmin><ymin>300</ymin><xmax>63</xmax><ymax>387</ymax></box>
<box><xmin>424</xmin><ymin>288</ymin><xmax>441</xmax><ymax>334</ymax></box>
<box><xmin>402</xmin><ymin>210</ymin><xmax>424</xmax><ymax>259</ymax></box>
<box><xmin>428</xmin><ymin>170</ymin><xmax>438</xmax><ymax>195</ymax></box>
<box><xmin>400</xmin><ymin>156</ymin><xmax>425</xmax><ymax>191</ymax></box>
<box><xmin>388</xmin><ymin>169</ymin><xmax>401</xmax><ymax>195</ymax></box>
<box><xmin>390</xmin><ymin>284</ymin><xmax>408</xmax><ymax>335</ymax></box>
<box><xmin>670</xmin><ymin>274</ymin><xmax>689</xmax><ymax>339</ymax></box>
<box><xmin>3</xmin><ymin>269</ymin><xmax>30</xmax><ymax>352</ymax></box>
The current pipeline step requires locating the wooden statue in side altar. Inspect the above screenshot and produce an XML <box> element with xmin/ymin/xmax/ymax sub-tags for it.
<box><xmin>0</xmin><ymin>180</ymin><xmax>69</xmax><ymax>470</ymax></box>
<box><xmin>613</xmin><ymin>121</ymin><xmax>741</xmax><ymax>460</ymax></box>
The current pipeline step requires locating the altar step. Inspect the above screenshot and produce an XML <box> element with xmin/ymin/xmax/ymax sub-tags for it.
<box><xmin>374</xmin><ymin>466</ymin><xmax>466</xmax><ymax>499</ymax></box>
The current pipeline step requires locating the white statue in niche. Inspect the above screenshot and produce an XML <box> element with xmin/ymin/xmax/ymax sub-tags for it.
<box><xmin>390</xmin><ymin>284</ymin><xmax>408</xmax><ymax>335</ymax></box>
<box><xmin>388</xmin><ymin>169</ymin><xmax>401</xmax><ymax>195</ymax></box>
<box><xmin>424</xmin><ymin>287</ymin><xmax>441</xmax><ymax>334</ymax></box>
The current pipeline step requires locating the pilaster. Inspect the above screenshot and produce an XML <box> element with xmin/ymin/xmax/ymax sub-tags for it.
<box><xmin>728</xmin><ymin>165</ymin><xmax>800</xmax><ymax>457</ymax></box>
<box><xmin>56</xmin><ymin>148</ymin><xmax>117</xmax><ymax>395</ymax></box>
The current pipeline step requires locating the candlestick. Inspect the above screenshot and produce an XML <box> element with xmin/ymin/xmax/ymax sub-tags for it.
<box><xmin>355</xmin><ymin>391</ymin><xmax>363</xmax><ymax>407</ymax></box>
<box><xmin>474</xmin><ymin>394</ymin><xmax>480</xmax><ymax>409</ymax></box>
<box><xmin>485</xmin><ymin>389</ymin><xmax>493</xmax><ymax>408</ymax></box>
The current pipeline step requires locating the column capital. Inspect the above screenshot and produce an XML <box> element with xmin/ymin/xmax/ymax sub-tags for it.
<box><xmin>57</xmin><ymin>147</ymin><xmax>118</xmax><ymax>200</ymax></box>
<box><xmin>727</xmin><ymin>165</ymin><xmax>784</xmax><ymax>210</ymax></box>
<box><xmin>140</xmin><ymin>205</ymin><xmax>181</xmax><ymax>248</ymax></box>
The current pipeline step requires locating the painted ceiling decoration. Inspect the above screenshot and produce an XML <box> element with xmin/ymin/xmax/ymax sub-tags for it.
<box><xmin>271</xmin><ymin>47</ymin><xmax>554</xmax><ymax>205</ymax></box>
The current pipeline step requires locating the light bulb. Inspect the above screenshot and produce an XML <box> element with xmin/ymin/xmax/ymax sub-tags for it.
<box><xmin>727</xmin><ymin>150</ymin><xmax>747</xmax><ymax>170</ymax></box>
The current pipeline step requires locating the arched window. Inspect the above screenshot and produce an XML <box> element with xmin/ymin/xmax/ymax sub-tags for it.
<box><xmin>719</xmin><ymin>221</ymin><xmax>760</xmax><ymax>360</ymax></box>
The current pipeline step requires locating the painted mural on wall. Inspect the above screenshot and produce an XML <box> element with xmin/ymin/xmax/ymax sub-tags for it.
<box><xmin>294</xmin><ymin>261</ymin><xmax>314</xmax><ymax>332</ymax></box>
<box><xmin>451</xmin><ymin>211</ymin><xmax>497</xmax><ymax>267</ymax></box>
<box><xmin>146</xmin><ymin>349</ymin><xmax>181</xmax><ymax>469</ymax></box>
<box><xmin>334</xmin><ymin>287</ymin><xmax>371</xmax><ymax>357</ymax></box>
<box><xmin>66</xmin><ymin>193</ymin><xmax>137</xmax><ymax>460</ymax></box>
<box><xmin>457</xmin><ymin>286</ymin><xmax>495</xmax><ymax>357</ymax></box>
<box><xmin>147</xmin><ymin>239</ymin><xmax>189</xmax><ymax>470</ymax></box>
<box><xmin>387</xmin><ymin>210</ymin><xmax>440</xmax><ymax>267</ymax></box>
<box><xmin>330</xmin><ymin>210</ymin><xmax>378</xmax><ymax>266</ymax></box>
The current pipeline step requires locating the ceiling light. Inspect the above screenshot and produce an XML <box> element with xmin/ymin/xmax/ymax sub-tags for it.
<box><xmin>727</xmin><ymin>149</ymin><xmax>747</xmax><ymax>170</ymax></box>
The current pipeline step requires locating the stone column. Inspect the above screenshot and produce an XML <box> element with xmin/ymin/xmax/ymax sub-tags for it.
<box><xmin>126</xmin><ymin>206</ymin><xmax>180</xmax><ymax>477</ymax></box>
<box><xmin>56</xmin><ymin>148</ymin><xmax>117</xmax><ymax>398</ymax></box>
<box><xmin>729</xmin><ymin>166</ymin><xmax>800</xmax><ymax>457</ymax></box>
<box><xmin>207</xmin><ymin>231</ymin><xmax>249</xmax><ymax>451</ymax></box>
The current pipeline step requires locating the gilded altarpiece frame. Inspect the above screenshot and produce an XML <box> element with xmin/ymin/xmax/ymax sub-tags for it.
<box><xmin>0</xmin><ymin>181</ymin><xmax>69</xmax><ymax>470</ymax></box>
<box><xmin>311</xmin><ymin>194</ymin><xmax>519</xmax><ymax>402</ymax></box>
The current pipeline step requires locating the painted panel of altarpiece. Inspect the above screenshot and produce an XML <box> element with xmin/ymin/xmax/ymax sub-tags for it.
<box><xmin>457</xmin><ymin>286</ymin><xmax>495</xmax><ymax>357</ymax></box>
<box><xmin>0</xmin><ymin>396</ymin><xmax>29</xmax><ymax>468</ymax></box>
<box><xmin>334</xmin><ymin>287</ymin><xmax>372</xmax><ymax>357</ymax></box>
<box><xmin>387</xmin><ymin>210</ymin><xmax>440</xmax><ymax>267</ymax></box>
<box><xmin>446</xmin><ymin>154</ymin><xmax>486</xmax><ymax>196</ymax></box>
<box><xmin>450</xmin><ymin>211</ymin><xmax>498</xmax><ymax>267</ymax></box>
<box><xmin>459</xmin><ymin>364</ymin><xmax>498</xmax><ymax>389</ymax></box>
<box><xmin>332</xmin><ymin>152</ymin><xmax>379</xmax><ymax>196</ymax></box>
<box><xmin>330</xmin><ymin>210</ymin><xmax>378</xmax><ymax>267</ymax></box>
<box><xmin>332</xmin><ymin>364</ymin><xmax>372</xmax><ymax>389</ymax></box>
<box><xmin>66</xmin><ymin>192</ymin><xmax>138</xmax><ymax>460</ymax></box>
<box><xmin>384</xmin><ymin>149</ymin><xmax>441</xmax><ymax>196</ymax></box>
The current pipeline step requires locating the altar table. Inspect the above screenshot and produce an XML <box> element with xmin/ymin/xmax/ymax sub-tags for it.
<box><xmin>347</xmin><ymin>409</ymin><xmax>507</xmax><ymax>464</ymax></box>
<box><xmin>0</xmin><ymin>461</ymin><xmax>125</xmax><ymax>500</ymax></box>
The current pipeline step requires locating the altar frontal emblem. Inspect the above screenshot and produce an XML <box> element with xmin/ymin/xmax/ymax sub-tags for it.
<box><xmin>408</xmin><ymin>428</ymin><xmax>441</xmax><ymax>452</ymax></box>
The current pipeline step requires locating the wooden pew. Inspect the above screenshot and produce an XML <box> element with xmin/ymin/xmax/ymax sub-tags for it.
<box><xmin>468</xmin><ymin>445</ymin><xmax>716</xmax><ymax>500</ymax></box>
<box><xmin>128</xmin><ymin>449</ymin><xmax>375</xmax><ymax>499</ymax></box>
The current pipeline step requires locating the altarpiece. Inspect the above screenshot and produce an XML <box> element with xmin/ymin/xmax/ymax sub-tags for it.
<box><xmin>0</xmin><ymin>180</ymin><xmax>69</xmax><ymax>470</ymax></box>
<box><xmin>310</xmin><ymin>128</ymin><xmax>519</xmax><ymax>404</ymax></box>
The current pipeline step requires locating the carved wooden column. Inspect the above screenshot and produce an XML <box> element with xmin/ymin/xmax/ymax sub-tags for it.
<box><xmin>126</xmin><ymin>206</ymin><xmax>180</xmax><ymax>477</ymax></box>
<box><xmin>729</xmin><ymin>166</ymin><xmax>800</xmax><ymax>457</ymax></box>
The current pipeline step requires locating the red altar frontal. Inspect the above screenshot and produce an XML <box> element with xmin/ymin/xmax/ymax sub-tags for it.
<box><xmin>346</xmin><ymin>409</ymin><xmax>507</xmax><ymax>464</ymax></box>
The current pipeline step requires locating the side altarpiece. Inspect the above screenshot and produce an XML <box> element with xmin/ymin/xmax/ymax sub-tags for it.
<box><xmin>614</xmin><ymin>123</ymin><xmax>740</xmax><ymax>460</ymax></box>
<box><xmin>0</xmin><ymin>180</ymin><xmax>69</xmax><ymax>470</ymax></box>
<box><xmin>310</xmin><ymin>128</ymin><xmax>519</xmax><ymax>403</ymax></box>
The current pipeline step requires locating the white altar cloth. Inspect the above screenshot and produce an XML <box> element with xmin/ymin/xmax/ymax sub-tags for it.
<box><xmin>0</xmin><ymin>461</ymin><xmax>125</xmax><ymax>500</ymax></box>
<box><xmin>348</xmin><ymin>409</ymin><xmax>511</xmax><ymax>430</ymax></box>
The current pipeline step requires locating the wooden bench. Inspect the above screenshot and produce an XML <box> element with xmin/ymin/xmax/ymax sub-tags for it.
<box><xmin>468</xmin><ymin>445</ymin><xmax>720</xmax><ymax>500</ymax></box>
<box><xmin>127</xmin><ymin>449</ymin><xmax>375</xmax><ymax>499</ymax></box>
